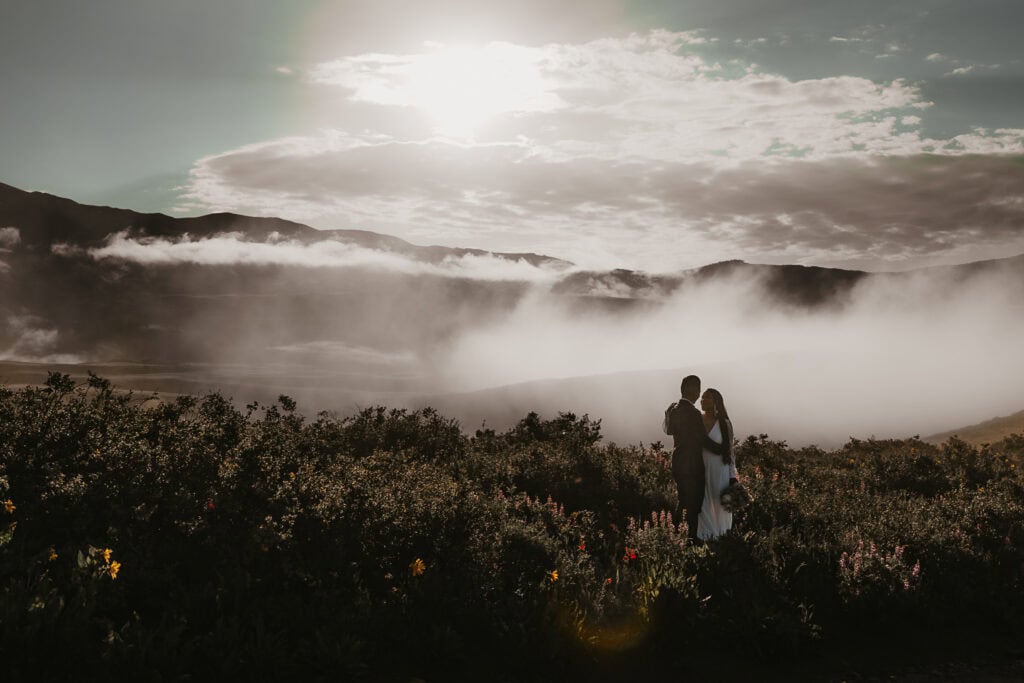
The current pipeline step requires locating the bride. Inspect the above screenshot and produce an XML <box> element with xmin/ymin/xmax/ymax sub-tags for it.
<box><xmin>697</xmin><ymin>388</ymin><xmax>738</xmax><ymax>541</ymax></box>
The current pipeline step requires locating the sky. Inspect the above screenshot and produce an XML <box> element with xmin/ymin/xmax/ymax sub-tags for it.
<box><xmin>3</xmin><ymin>0</ymin><xmax>1024</xmax><ymax>271</ymax></box>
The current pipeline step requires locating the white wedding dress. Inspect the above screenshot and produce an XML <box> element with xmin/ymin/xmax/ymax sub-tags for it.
<box><xmin>697</xmin><ymin>420</ymin><xmax>737</xmax><ymax>541</ymax></box>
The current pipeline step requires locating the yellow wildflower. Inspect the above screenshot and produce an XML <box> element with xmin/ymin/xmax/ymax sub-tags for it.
<box><xmin>2</xmin><ymin>499</ymin><xmax>14</xmax><ymax>514</ymax></box>
<box><xmin>109</xmin><ymin>561</ymin><xmax>121</xmax><ymax>580</ymax></box>
<box><xmin>103</xmin><ymin>548</ymin><xmax>112</xmax><ymax>564</ymax></box>
<box><xmin>409</xmin><ymin>558</ymin><xmax>426</xmax><ymax>577</ymax></box>
<box><xmin>48</xmin><ymin>547</ymin><xmax>58</xmax><ymax>562</ymax></box>
<box><xmin>549</xmin><ymin>569</ymin><xmax>559</xmax><ymax>583</ymax></box>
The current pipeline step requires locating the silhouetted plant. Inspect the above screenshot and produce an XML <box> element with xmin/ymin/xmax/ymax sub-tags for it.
<box><xmin>1</xmin><ymin>376</ymin><xmax>1022</xmax><ymax>681</ymax></box>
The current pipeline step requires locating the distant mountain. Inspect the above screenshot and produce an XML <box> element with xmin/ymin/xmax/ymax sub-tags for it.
<box><xmin>552</xmin><ymin>260</ymin><xmax>869</xmax><ymax>308</ymax></box>
<box><xmin>0</xmin><ymin>181</ymin><xmax>567</xmax><ymax>267</ymax></box>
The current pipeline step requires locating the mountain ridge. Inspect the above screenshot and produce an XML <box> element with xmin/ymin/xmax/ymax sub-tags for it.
<box><xmin>0</xmin><ymin>181</ymin><xmax>568</xmax><ymax>268</ymax></box>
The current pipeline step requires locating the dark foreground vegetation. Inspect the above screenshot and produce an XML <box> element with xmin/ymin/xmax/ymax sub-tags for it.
<box><xmin>2</xmin><ymin>374</ymin><xmax>1023</xmax><ymax>681</ymax></box>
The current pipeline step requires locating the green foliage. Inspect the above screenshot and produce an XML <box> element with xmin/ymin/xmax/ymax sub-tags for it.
<box><xmin>1</xmin><ymin>376</ymin><xmax>1023</xmax><ymax>680</ymax></box>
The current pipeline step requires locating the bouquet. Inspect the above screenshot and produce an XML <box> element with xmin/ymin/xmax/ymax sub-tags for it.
<box><xmin>719</xmin><ymin>480</ymin><xmax>751</xmax><ymax>513</ymax></box>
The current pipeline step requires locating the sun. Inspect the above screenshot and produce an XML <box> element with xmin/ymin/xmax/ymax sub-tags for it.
<box><xmin>398</xmin><ymin>42</ymin><xmax>561</xmax><ymax>137</ymax></box>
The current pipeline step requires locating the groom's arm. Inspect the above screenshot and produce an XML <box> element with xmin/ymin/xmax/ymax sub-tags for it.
<box><xmin>689</xmin><ymin>407</ymin><xmax>726</xmax><ymax>455</ymax></box>
<box><xmin>662</xmin><ymin>402</ymin><xmax>677</xmax><ymax>435</ymax></box>
<box><xmin>702</xmin><ymin>433</ymin><xmax>727</xmax><ymax>455</ymax></box>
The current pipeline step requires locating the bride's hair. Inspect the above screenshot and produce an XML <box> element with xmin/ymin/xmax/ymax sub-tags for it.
<box><xmin>706</xmin><ymin>388</ymin><xmax>734</xmax><ymax>464</ymax></box>
<box><xmin>706</xmin><ymin>388</ymin><xmax>728</xmax><ymax>421</ymax></box>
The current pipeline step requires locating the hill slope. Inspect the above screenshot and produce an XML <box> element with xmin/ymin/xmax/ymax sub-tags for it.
<box><xmin>926</xmin><ymin>409</ymin><xmax>1024</xmax><ymax>446</ymax></box>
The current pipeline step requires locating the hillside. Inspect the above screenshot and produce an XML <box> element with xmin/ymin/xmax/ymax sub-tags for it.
<box><xmin>0</xmin><ymin>181</ymin><xmax>568</xmax><ymax>266</ymax></box>
<box><xmin>926</xmin><ymin>409</ymin><xmax>1024</xmax><ymax>446</ymax></box>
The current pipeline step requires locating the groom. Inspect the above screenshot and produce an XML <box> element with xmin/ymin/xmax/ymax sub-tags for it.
<box><xmin>663</xmin><ymin>374</ymin><xmax>726</xmax><ymax>540</ymax></box>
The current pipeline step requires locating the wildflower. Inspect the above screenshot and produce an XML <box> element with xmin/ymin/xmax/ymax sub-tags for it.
<box><xmin>622</xmin><ymin>547</ymin><xmax>638</xmax><ymax>562</ymax></box>
<box><xmin>206</xmin><ymin>501</ymin><xmax>215</xmax><ymax>511</ymax></box>
<box><xmin>288</xmin><ymin>471</ymin><xmax>296</xmax><ymax>480</ymax></box>
<box><xmin>548</xmin><ymin>570</ymin><xmax>559</xmax><ymax>583</ymax></box>
<box><xmin>578</xmin><ymin>541</ymin><xmax>586</xmax><ymax>551</ymax></box>
<box><xmin>605</xmin><ymin>577</ymin><xmax>613</xmax><ymax>585</ymax></box>
<box><xmin>2</xmin><ymin>499</ymin><xmax>14</xmax><ymax>514</ymax></box>
<box><xmin>108</xmin><ymin>561</ymin><xmax>121</xmax><ymax>580</ymax></box>
<box><xmin>409</xmin><ymin>558</ymin><xmax>426</xmax><ymax>577</ymax></box>
<box><xmin>103</xmin><ymin>548</ymin><xmax>112</xmax><ymax>564</ymax></box>
<box><xmin>48</xmin><ymin>547</ymin><xmax>58</xmax><ymax>562</ymax></box>
<box><xmin>912</xmin><ymin>561</ymin><xmax>921</xmax><ymax>578</ymax></box>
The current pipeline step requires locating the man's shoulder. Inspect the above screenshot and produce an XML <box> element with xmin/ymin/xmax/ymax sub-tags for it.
<box><xmin>667</xmin><ymin>400</ymin><xmax>699</xmax><ymax>421</ymax></box>
<box><xmin>674</xmin><ymin>400</ymin><xmax>697</xmax><ymax>414</ymax></box>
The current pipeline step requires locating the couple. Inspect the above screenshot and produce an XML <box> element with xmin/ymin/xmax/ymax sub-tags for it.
<box><xmin>662</xmin><ymin>374</ymin><xmax>737</xmax><ymax>541</ymax></box>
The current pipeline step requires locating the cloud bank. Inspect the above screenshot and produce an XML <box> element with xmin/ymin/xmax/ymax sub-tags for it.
<box><xmin>0</xmin><ymin>315</ymin><xmax>81</xmax><ymax>364</ymax></box>
<box><xmin>182</xmin><ymin>30</ymin><xmax>1024</xmax><ymax>271</ymax></box>
<box><xmin>74</xmin><ymin>231</ymin><xmax>567</xmax><ymax>282</ymax></box>
<box><xmin>430</xmin><ymin>261</ymin><xmax>1024</xmax><ymax>445</ymax></box>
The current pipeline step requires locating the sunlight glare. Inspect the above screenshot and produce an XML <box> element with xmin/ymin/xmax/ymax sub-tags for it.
<box><xmin>401</xmin><ymin>42</ymin><xmax>561</xmax><ymax>137</ymax></box>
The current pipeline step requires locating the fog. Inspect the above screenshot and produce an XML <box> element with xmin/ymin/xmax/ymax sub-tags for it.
<box><xmin>0</xmin><ymin>315</ymin><xmax>82</xmax><ymax>364</ymax></box>
<box><xmin>427</xmin><ymin>260</ymin><xmax>1024</xmax><ymax>446</ymax></box>
<box><xmin>82</xmin><ymin>232</ymin><xmax>566</xmax><ymax>282</ymax></box>
<box><xmin>4</xmin><ymin>221</ymin><xmax>1023</xmax><ymax>447</ymax></box>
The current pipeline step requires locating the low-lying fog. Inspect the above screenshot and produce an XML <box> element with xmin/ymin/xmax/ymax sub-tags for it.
<box><xmin>3</xmin><ymin>228</ymin><xmax>1023</xmax><ymax>447</ymax></box>
<box><xmin>428</xmin><ymin>260</ymin><xmax>1024</xmax><ymax>447</ymax></box>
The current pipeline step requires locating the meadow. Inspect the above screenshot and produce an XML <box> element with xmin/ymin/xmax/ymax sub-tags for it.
<box><xmin>2</xmin><ymin>373</ymin><xmax>1023</xmax><ymax>681</ymax></box>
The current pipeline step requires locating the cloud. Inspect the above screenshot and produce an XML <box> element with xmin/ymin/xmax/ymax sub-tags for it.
<box><xmin>183</xmin><ymin>30</ymin><xmax>1024</xmax><ymax>270</ymax></box>
<box><xmin>944</xmin><ymin>63</ymin><xmax>1001</xmax><ymax>77</ymax></box>
<box><xmin>310</xmin><ymin>41</ymin><xmax>568</xmax><ymax>124</ymax></box>
<box><xmin>0</xmin><ymin>227</ymin><xmax>20</xmax><ymax>249</ymax></box>
<box><xmin>275</xmin><ymin>66</ymin><xmax>294</xmax><ymax>75</ymax></box>
<box><xmin>185</xmin><ymin>128</ymin><xmax>1024</xmax><ymax>270</ymax></box>
<box><xmin>0</xmin><ymin>315</ymin><xmax>81</xmax><ymax>364</ymax></box>
<box><xmin>72</xmin><ymin>231</ymin><xmax>568</xmax><ymax>282</ymax></box>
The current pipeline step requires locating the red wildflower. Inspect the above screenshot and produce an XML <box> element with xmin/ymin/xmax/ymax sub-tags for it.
<box><xmin>206</xmin><ymin>501</ymin><xmax>215</xmax><ymax>510</ymax></box>
<box><xmin>605</xmin><ymin>577</ymin><xmax>613</xmax><ymax>585</ymax></box>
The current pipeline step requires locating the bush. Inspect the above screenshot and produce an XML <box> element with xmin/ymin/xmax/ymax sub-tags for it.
<box><xmin>1</xmin><ymin>375</ymin><xmax>1023</xmax><ymax>680</ymax></box>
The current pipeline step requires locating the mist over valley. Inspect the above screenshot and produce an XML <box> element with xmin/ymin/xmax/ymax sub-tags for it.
<box><xmin>2</xmin><ymin>181</ymin><xmax>1022</xmax><ymax>447</ymax></box>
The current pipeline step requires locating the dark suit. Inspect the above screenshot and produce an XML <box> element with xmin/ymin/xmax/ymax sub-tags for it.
<box><xmin>664</xmin><ymin>399</ymin><xmax>726</xmax><ymax>539</ymax></box>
